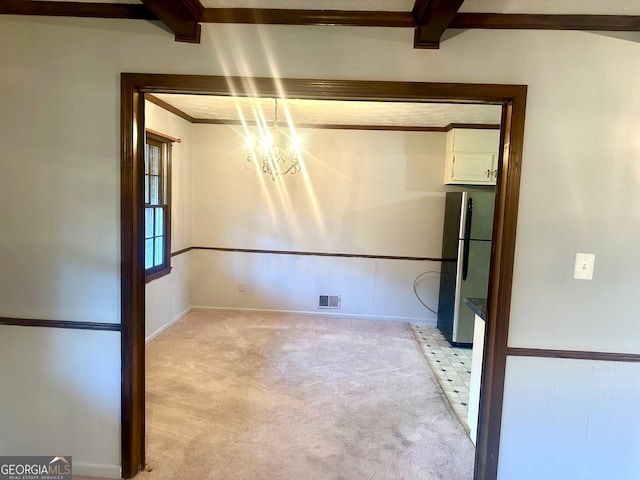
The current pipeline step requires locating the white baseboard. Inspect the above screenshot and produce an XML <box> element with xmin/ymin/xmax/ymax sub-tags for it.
<box><xmin>145</xmin><ymin>306</ymin><xmax>192</xmax><ymax>343</ymax></box>
<box><xmin>190</xmin><ymin>305</ymin><xmax>437</xmax><ymax>326</ymax></box>
<box><xmin>73</xmin><ymin>462</ymin><xmax>121</xmax><ymax>479</ymax></box>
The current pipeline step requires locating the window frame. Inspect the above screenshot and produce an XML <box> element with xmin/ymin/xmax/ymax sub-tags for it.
<box><xmin>144</xmin><ymin>131</ymin><xmax>172</xmax><ymax>282</ymax></box>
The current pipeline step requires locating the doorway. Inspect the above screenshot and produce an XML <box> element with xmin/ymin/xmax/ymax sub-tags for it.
<box><xmin>121</xmin><ymin>75</ymin><xmax>527</xmax><ymax>480</ymax></box>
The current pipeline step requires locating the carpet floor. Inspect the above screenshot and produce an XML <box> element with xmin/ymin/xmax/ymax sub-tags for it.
<box><xmin>75</xmin><ymin>310</ymin><xmax>475</xmax><ymax>479</ymax></box>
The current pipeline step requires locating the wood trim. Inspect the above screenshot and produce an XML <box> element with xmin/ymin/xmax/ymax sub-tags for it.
<box><xmin>171</xmin><ymin>246</ymin><xmax>441</xmax><ymax>261</ymax></box>
<box><xmin>445</xmin><ymin>123</ymin><xmax>501</xmax><ymax>131</ymax></box>
<box><xmin>473</xmin><ymin>87</ymin><xmax>527</xmax><ymax>480</ymax></box>
<box><xmin>123</xmin><ymin>75</ymin><xmax>525</xmax><ymax>102</ymax></box>
<box><xmin>181</xmin><ymin>0</ymin><xmax>203</xmax><ymax>21</ymax></box>
<box><xmin>412</xmin><ymin>0</ymin><xmax>465</xmax><ymax>49</ymax></box>
<box><xmin>120</xmin><ymin>75</ymin><xmax>146</xmax><ymax>479</ymax></box>
<box><xmin>140</xmin><ymin>0</ymin><xmax>201</xmax><ymax>43</ymax></box>
<box><xmin>0</xmin><ymin>0</ymin><xmax>156</xmax><ymax>19</ymax></box>
<box><xmin>450</xmin><ymin>13</ymin><xmax>640</xmax><ymax>31</ymax></box>
<box><xmin>200</xmin><ymin>8</ymin><xmax>415</xmax><ymax>27</ymax></box>
<box><xmin>192</xmin><ymin>118</ymin><xmax>452</xmax><ymax>132</ymax></box>
<box><xmin>145</xmin><ymin>128</ymin><xmax>181</xmax><ymax>143</ymax></box>
<box><xmin>175</xmin><ymin>24</ymin><xmax>201</xmax><ymax>43</ymax></box>
<box><xmin>0</xmin><ymin>317</ymin><xmax>121</xmax><ymax>331</ymax></box>
<box><xmin>171</xmin><ymin>246</ymin><xmax>193</xmax><ymax>257</ymax></box>
<box><xmin>3</xmin><ymin>5</ymin><xmax>639</xmax><ymax>36</ymax></box>
<box><xmin>121</xmin><ymin>74</ymin><xmax>528</xmax><ymax>480</ymax></box>
<box><xmin>186</xmin><ymin>118</ymin><xmax>229</xmax><ymax>125</ymax></box>
<box><xmin>143</xmin><ymin>133</ymin><xmax>172</xmax><ymax>284</ymax></box>
<box><xmin>145</xmin><ymin>94</ymin><xmax>195</xmax><ymax>123</ymax></box>
<box><xmin>144</xmin><ymin>265</ymin><xmax>172</xmax><ymax>282</ymax></box>
<box><xmin>164</xmin><ymin>135</ymin><xmax>172</xmax><ymax>280</ymax></box>
<box><xmin>191</xmin><ymin>246</ymin><xmax>447</xmax><ymax>262</ymax></box>
<box><xmin>507</xmin><ymin>347</ymin><xmax>640</xmax><ymax>363</ymax></box>
<box><xmin>291</xmin><ymin>123</ymin><xmax>452</xmax><ymax>132</ymax></box>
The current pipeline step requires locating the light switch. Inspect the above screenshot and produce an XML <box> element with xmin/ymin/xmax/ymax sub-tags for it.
<box><xmin>573</xmin><ymin>253</ymin><xmax>595</xmax><ymax>280</ymax></box>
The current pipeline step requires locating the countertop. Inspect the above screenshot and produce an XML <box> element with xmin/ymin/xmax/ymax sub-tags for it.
<box><xmin>463</xmin><ymin>297</ymin><xmax>487</xmax><ymax>321</ymax></box>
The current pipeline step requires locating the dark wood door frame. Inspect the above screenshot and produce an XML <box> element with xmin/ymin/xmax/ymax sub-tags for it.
<box><xmin>120</xmin><ymin>74</ymin><xmax>527</xmax><ymax>480</ymax></box>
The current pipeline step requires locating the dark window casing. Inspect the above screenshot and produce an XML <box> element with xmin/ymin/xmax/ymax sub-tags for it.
<box><xmin>144</xmin><ymin>132</ymin><xmax>172</xmax><ymax>282</ymax></box>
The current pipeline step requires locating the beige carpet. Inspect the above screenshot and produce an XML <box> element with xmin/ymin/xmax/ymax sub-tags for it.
<box><xmin>129</xmin><ymin>310</ymin><xmax>474</xmax><ymax>480</ymax></box>
<box><xmin>74</xmin><ymin>311</ymin><xmax>474</xmax><ymax>479</ymax></box>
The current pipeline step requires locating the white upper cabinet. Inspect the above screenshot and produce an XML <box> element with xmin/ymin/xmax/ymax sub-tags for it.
<box><xmin>444</xmin><ymin>128</ymin><xmax>501</xmax><ymax>185</ymax></box>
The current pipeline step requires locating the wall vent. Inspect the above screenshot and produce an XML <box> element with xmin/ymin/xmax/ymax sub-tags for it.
<box><xmin>318</xmin><ymin>295</ymin><xmax>341</xmax><ymax>309</ymax></box>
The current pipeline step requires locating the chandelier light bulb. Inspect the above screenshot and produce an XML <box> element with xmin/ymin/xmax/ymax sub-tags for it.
<box><xmin>291</xmin><ymin>135</ymin><xmax>303</xmax><ymax>152</ymax></box>
<box><xmin>244</xmin><ymin>98</ymin><xmax>302</xmax><ymax>181</ymax></box>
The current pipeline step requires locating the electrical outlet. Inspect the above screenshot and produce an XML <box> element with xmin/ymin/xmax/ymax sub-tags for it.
<box><xmin>573</xmin><ymin>253</ymin><xmax>595</xmax><ymax>280</ymax></box>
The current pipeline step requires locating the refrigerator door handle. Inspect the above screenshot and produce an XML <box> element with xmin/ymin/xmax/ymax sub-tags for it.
<box><xmin>462</xmin><ymin>198</ymin><xmax>473</xmax><ymax>281</ymax></box>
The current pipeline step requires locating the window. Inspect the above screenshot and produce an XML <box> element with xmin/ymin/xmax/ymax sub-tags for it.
<box><xmin>144</xmin><ymin>131</ymin><xmax>172</xmax><ymax>281</ymax></box>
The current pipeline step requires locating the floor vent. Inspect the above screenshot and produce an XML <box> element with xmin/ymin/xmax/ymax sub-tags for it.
<box><xmin>318</xmin><ymin>295</ymin><xmax>341</xmax><ymax>309</ymax></box>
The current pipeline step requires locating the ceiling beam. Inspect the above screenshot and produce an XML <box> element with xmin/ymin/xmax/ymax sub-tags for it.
<box><xmin>0</xmin><ymin>0</ymin><xmax>156</xmax><ymax>19</ymax></box>
<box><xmin>3</xmin><ymin>4</ymin><xmax>639</xmax><ymax>39</ymax></box>
<box><xmin>200</xmin><ymin>8</ymin><xmax>414</xmax><ymax>27</ymax></box>
<box><xmin>450</xmin><ymin>13</ymin><xmax>640</xmax><ymax>31</ymax></box>
<box><xmin>140</xmin><ymin>0</ymin><xmax>202</xmax><ymax>43</ymax></box>
<box><xmin>412</xmin><ymin>0</ymin><xmax>465</xmax><ymax>49</ymax></box>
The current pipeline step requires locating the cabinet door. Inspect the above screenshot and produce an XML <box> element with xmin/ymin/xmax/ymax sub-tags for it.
<box><xmin>446</xmin><ymin>153</ymin><xmax>495</xmax><ymax>185</ymax></box>
<box><xmin>447</xmin><ymin>129</ymin><xmax>500</xmax><ymax>154</ymax></box>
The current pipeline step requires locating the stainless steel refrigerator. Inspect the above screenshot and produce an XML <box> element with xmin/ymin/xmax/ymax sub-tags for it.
<box><xmin>437</xmin><ymin>191</ymin><xmax>495</xmax><ymax>346</ymax></box>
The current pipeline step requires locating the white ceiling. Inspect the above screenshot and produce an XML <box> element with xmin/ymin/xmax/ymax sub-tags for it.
<box><xmin>152</xmin><ymin>94</ymin><xmax>503</xmax><ymax>127</ymax></box>
<box><xmin>459</xmin><ymin>0</ymin><xmax>640</xmax><ymax>15</ymax></box>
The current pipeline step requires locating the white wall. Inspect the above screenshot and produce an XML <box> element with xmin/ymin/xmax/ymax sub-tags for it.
<box><xmin>0</xmin><ymin>327</ymin><xmax>121</xmax><ymax>478</ymax></box>
<box><xmin>144</xmin><ymin>101</ymin><xmax>193</xmax><ymax>341</ymax></box>
<box><xmin>145</xmin><ymin>252</ymin><xmax>191</xmax><ymax>341</ymax></box>
<box><xmin>499</xmin><ymin>357</ymin><xmax>640</xmax><ymax>480</ymax></box>
<box><xmin>0</xmin><ymin>17</ymin><xmax>125</xmax><ymax>478</ymax></box>
<box><xmin>192</xmin><ymin>126</ymin><xmax>447</xmax><ymax>255</ymax></box>
<box><xmin>1</xmin><ymin>16</ymin><xmax>639</xmax><ymax>479</ymax></box>
<box><xmin>190</xmin><ymin>124</ymin><xmax>446</xmax><ymax>321</ymax></box>
<box><xmin>189</xmin><ymin>250</ymin><xmax>441</xmax><ymax>322</ymax></box>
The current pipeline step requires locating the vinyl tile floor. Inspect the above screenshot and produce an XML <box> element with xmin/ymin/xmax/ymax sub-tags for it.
<box><xmin>410</xmin><ymin>324</ymin><xmax>473</xmax><ymax>433</ymax></box>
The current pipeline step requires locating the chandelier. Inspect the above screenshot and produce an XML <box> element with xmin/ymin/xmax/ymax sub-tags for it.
<box><xmin>244</xmin><ymin>98</ymin><xmax>302</xmax><ymax>181</ymax></box>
